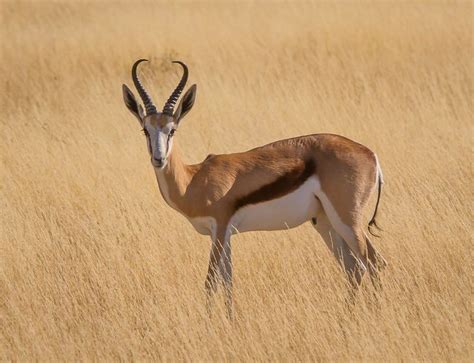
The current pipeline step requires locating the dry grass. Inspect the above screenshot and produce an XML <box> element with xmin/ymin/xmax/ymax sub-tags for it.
<box><xmin>1</xmin><ymin>1</ymin><xmax>472</xmax><ymax>361</ymax></box>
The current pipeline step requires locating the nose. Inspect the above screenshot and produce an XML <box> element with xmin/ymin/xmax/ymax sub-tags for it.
<box><xmin>152</xmin><ymin>157</ymin><xmax>164</xmax><ymax>167</ymax></box>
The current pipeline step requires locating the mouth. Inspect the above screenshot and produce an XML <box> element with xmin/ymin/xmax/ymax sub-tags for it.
<box><xmin>151</xmin><ymin>158</ymin><xmax>166</xmax><ymax>169</ymax></box>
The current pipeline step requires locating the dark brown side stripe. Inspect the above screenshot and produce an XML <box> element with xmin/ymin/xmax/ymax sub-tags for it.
<box><xmin>234</xmin><ymin>159</ymin><xmax>316</xmax><ymax>211</ymax></box>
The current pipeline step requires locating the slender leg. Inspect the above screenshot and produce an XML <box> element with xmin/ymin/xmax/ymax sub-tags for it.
<box><xmin>312</xmin><ymin>211</ymin><xmax>366</xmax><ymax>287</ymax></box>
<box><xmin>315</xmin><ymin>193</ymin><xmax>369</xmax><ymax>267</ymax></box>
<box><xmin>365</xmin><ymin>233</ymin><xmax>387</xmax><ymax>271</ymax></box>
<box><xmin>365</xmin><ymin>232</ymin><xmax>387</xmax><ymax>289</ymax></box>
<box><xmin>205</xmin><ymin>226</ymin><xmax>233</xmax><ymax>318</ymax></box>
<box><xmin>218</xmin><ymin>230</ymin><xmax>233</xmax><ymax>319</ymax></box>
<box><xmin>205</xmin><ymin>232</ymin><xmax>223</xmax><ymax>315</ymax></box>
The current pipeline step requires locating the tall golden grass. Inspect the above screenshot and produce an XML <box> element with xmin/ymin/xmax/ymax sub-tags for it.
<box><xmin>1</xmin><ymin>1</ymin><xmax>472</xmax><ymax>361</ymax></box>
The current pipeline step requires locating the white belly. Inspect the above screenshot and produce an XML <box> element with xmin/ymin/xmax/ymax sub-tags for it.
<box><xmin>230</xmin><ymin>176</ymin><xmax>321</xmax><ymax>233</ymax></box>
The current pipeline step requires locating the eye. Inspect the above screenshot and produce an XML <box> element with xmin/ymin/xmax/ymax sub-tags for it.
<box><xmin>142</xmin><ymin>128</ymin><xmax>149</xmax><ymax>137</ymax></box>
<box><xmin>168</xmin><ymin>129</ymin><xmax>176</xmax><ymax>138</ymax></box>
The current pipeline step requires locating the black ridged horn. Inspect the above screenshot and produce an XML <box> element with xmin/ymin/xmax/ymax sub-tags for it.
<box><xmin>162</xmin><ymin>61</ymin><xmax>188</xmax><ymax>116</ymax></box>
<box><xmin>132</xmin><ymin>59</ymin><xmax>157</xmax><ymax>115</ymax></box>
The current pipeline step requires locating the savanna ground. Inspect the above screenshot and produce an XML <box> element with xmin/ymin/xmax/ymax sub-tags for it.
<box><xmin>1</xmin><ymin>1</ymin><xmax>472</xmax><ymax>361</ymax></box>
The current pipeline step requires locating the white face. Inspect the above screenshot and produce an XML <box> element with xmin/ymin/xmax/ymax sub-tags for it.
<box><xmin>143</xmin><ymin>117</ymin><xmax>176</xmax><ymax>170</ymax></box>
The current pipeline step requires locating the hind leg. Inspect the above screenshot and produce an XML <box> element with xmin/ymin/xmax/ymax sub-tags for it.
<box><xmin>312</xmin><ymin>210</ymin><xmax>366</xmax><ymax>286</ymax></box>
<box><xmin>365</xmin><ymin>232</ymin><xmax>387</xmax><ymax>289</ymax></box>
<box><xmin>315</xmin><ymin>191</ymin><xmax>370</xmax><ymax>268</ymax></box>
<box><xmin>365</xmin><ymin>233</ymin><xmax>387</xmax><ymax>272</ymax></box>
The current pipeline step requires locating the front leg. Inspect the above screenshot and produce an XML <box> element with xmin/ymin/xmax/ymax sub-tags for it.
<box><xmin>219</xmin><ymin>230</ymin><xmax>233</xmax><ymax>319</ymax></box>
<box><xmin>205</xmin><ymin>226</ymin><xmax>233</xmax><ymax>319</ymax></box>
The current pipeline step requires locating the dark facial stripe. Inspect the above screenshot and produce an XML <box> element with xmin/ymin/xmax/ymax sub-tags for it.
<box><xmin>234</xmin><ymin>159</ymin><xmax>316</xmax><ymax>211</ymax></box>
<box><xmin>145</xmin><ymin>135</ymin><xmax>152</xmax><ymax>154</ymax></box>
<box><xmin>166</xmin><ymin>133</ymin><xmax>172</xmax><ymax>154</ymax></box>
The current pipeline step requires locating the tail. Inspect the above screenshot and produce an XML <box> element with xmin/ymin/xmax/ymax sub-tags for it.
<box><xmin>368</xmin><ymin>155</ymin><xmax>384</xmax><ymax>237</ymax></box>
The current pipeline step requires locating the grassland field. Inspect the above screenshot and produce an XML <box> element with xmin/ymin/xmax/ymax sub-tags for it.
<box><xmin>0</xmin><ymin>1</ymin><xmax>472</xmax><ymax>361</ymax></box>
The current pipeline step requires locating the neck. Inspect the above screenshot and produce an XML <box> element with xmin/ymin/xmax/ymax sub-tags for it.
<box><xmin>154</xmin><ymin>144</ymin><xmax>193</xmax><ymax>212</ymax></box>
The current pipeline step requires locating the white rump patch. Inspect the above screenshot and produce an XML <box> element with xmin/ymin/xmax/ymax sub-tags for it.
<box><xmin>375</xmin><ymin>153</ymin><xmax>384</xmax><ymax>184</ymax></box>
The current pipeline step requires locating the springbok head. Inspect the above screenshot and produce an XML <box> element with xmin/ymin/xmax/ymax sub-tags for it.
<box><xmin>122</xmin><ymin>59</ymin><xmax>197</xmax><ymax>169</ymax></box>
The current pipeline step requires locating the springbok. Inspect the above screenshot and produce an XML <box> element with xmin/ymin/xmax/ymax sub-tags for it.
<box><xmin>122</xmin><ymin>59</ymin><xmax>387</xmax><ymax>317</ymax></box>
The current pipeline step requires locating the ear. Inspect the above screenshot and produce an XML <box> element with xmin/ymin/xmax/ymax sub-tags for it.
<box><xmin>122</xmin><ymin>84</ymin><xmax>144</xmax><ymax>125</ymax></box>
<box><xmin>174</xmin><ymin>84</ymin><xmax>197</xmax><ymax>124</ymax></box>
